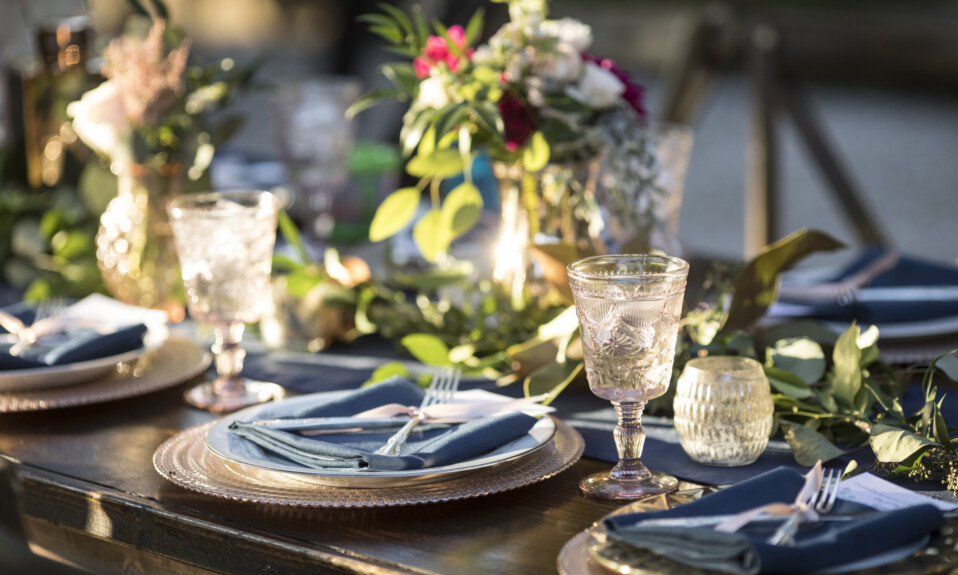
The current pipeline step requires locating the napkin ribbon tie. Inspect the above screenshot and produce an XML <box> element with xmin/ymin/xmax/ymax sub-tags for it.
<box><xmin>714</xmin><ymin>461</ymin><xmax>824</xmax><ymax>533</ymax></box>
<box><xmin>349</xmin><ymin>394</ymin><xmax>550</xmax><ymax>423</ymax></box>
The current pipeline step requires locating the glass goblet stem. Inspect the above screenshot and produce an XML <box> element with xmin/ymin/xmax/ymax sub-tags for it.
<box><xmin>210</xmin><ymin>321</ymin><xmax>248</xmax><ymax>397</ymax></box>
<box><xmin>610</xmin><ymin>401</ymin><xmax>652</xmax><ymax>481</ymax></box>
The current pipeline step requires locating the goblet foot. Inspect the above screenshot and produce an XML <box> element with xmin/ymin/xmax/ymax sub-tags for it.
<box><xmin>184</xmin><ymin>380</ymin><xmax>285</xmax><ymax>413</ymax></box>
<box><xmin>579</xmin><ymin>469</ymin><xmax>677</xmax><ymax>501</ymax></box>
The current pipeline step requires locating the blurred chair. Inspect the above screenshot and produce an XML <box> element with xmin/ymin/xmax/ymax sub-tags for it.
<box><xmin>658</xmin><ymin>3</ymin><xmax>958</xmax><ymax>256</ymax></box>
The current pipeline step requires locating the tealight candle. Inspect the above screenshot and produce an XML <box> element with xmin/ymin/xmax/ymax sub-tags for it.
<box><xmin>673</xmin><ymin>356</ymin><xmax>774</xmax><ymax>467</ymax></box>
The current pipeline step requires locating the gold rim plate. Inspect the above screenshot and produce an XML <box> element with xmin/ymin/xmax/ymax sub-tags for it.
<box><xmin>154</xmin><ymin>417</ymin><xmax>584</xmax><ymax>508</ymax></box>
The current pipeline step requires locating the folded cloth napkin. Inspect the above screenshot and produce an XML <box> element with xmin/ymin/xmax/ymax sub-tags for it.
<box><xmin>603</xmin><ymin>467</ymin><xmax>944</xmax><ymax>575</ymax></box>
<box><xmin>0</xmin><ymin>321</ymin><xmax>148</xmax><ymax>371</ymax></box>
<box><xmin>228</xmin><ymin>377</ymin><xmax>539</xmax><ymax>472</ymax></box>
<box><xmin>776</xmin><ymin>247</ymin><xmax>958</xmax><ymax>324</ymax></box>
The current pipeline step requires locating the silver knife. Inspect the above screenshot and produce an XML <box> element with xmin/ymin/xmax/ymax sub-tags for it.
<box><xmin>635</xmin><ymin>513</ymin><xmax>856</xmax><ymax>528</ymax></box>
<box><xmin>251</xmin><ymin>416</ymin><xmax>411</xmax><ymax>432</ymax></box>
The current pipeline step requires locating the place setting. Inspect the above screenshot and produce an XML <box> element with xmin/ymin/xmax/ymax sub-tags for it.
<box><xmin>558</xmin><ymin>460</ymin><xmax>958</xmax><ymax>575</ymax></box>
<box><xmin>153</xmin><ymin>372</ymin><xmax>584</xmax><ymax>508</ymax></box>
<box><xmin>0</xmin><ymin>293</ymin><xmax>211</xmax><ymax>412</ymax></box>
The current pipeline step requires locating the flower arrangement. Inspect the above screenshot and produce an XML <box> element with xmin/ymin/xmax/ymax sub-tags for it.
<box><xmin>68</xmin><ymin>14</ymin><xmax>253</xmax><ymax>179</ymax></box>
<box><xmin>354</xmin><ymin>0</ymin><xmax>665</xmax><ymax>265</ymax></box>
<box><xmin>65</xmin><ymin>5</ymin><xmax>256</xmax><ymax>317</ymax></box>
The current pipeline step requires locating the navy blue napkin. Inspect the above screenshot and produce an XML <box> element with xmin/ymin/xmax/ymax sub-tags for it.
<box><xmin>0</xmin><ymin>322</ymin><xmax>148</xmax><ymax>371</ymax></box>
<box><xmin>228</xmin><ymin>377</ymin><xmax>539</xmax><ymax>471</ymax></box>
<box><xmin>604</xmin><ymin>467</ymin><xmax>944</xmax><ymax>575</ymax></box>
<box><xmin>777</xmin><ymin>247</ymin><xmax>958</xmax><ymax>324</ymax></box>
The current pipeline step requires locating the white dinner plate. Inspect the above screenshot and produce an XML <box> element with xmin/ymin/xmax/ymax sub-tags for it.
<box><xmin>205</xmin><ymin>390</ymin><xmax>556</xmax><ymax>488</ymax></box>
<box><xmin>0</xmin><ymin>325</ymin><xmax>168</xmax><ymax>392</ymax></box>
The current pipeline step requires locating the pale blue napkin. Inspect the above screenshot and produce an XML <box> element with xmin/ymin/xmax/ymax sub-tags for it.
<box><xmin>604</xmin><ymin>467</ymin><xmax>944</xmax><ymax>575</ymax></box>
<box><xmin>228</xmin><ymin>377</ymin><xmax>538</xmax><ymax>471</ymax></box>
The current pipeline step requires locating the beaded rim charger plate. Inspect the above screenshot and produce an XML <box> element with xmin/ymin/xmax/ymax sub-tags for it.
<box><xmin>0</xmin><ymin>336</ymin><xmax>210</xmax><ymax>412</ymax></box>
<box><xmin>557</xmin><ymin>485</ymin><xmax>951</xmax><ymax>575</ymax></box>
<box><xmin>154</xmin><ymin>417</ymin><xmax>584</xmax><ymax>508</ymax></box>
<box><xmin>205</xmin><ymin>390</ymin><xmax>557</xmax><ymax>488</ymax></box>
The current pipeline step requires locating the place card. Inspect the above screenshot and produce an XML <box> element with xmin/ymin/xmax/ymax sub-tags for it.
<box><xmin>838</xmin><ymin>472</ymin><xmax>958</xmax><ymax>512</ymax></box>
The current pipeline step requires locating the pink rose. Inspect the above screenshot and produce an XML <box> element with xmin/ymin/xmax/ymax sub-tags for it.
<box><xmin>413</xmin><ymin>25</ymin><xmax>474</xmax><ymax>78</ymax></box>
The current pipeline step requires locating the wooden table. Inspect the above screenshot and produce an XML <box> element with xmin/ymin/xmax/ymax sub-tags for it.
<box><xmin>0</xmin><ymin>375</ymin><xmax>622</xmax><ymax>574</ymax></box>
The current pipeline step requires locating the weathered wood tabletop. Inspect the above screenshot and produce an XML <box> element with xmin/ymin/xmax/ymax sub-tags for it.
<box><xmin>0</xmin><ymin>377</ymin><xmax>623</xmax><ymax>574</ymax></box>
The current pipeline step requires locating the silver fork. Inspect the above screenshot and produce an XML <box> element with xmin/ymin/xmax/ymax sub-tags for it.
<box><xmin>376</xmin><ymin>367</ymin><xmax>461</xmax><ymax>456</ymax></box>
<box><xmin>768</xmin><ymin>468</ymin><xmax>841</xmax><ymax>545</ymax></box>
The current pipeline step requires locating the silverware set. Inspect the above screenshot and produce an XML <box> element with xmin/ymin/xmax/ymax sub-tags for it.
<box><xmin>376</xmin><ymin>367</ymin><xmax>462</xmax><ymax>456</ymax></box>
<box><xmin>768</xmin><ymin>468</ymin><xmax>842</xmax><ymax>545</ymax></box>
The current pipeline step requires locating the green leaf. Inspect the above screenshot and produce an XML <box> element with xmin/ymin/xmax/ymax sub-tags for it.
<box><xmin>524</xmin><ymin>361</ymin><xmax>584</xmax><ymax>405</ymax></box>
<box><xmin>369</xmin><ymin>187</ymin><xmax>421</xmax><ymax>242</ymax></box>
<box><xmin>381</xmin><ymin>63</ymin><xmax>420</xmax><ymax>94</ymax></box>
<box><xmin>406</xmin><ymin>149</ymin><xmax>464</xmax><ymax>178</ymax></box>
<box><xmin>433</xmin><ymin>103</ymin><xmax>466</xmax><ymax>146</ymax></box>
<box><xmin>935</xmin><ymin>406</ymin><xmax>955</xmax><ymax>453</ymax></box>
<box><xmin>780</xmin><ymin>420</ymin><xmax>846</xmax><ymax>466</ymax></box>
<box><xmin>271</xmin><ymin>254</ymin><xmax>301</xmax><ymax>273</ymax></box>
<box><xmin>768</xmin><ymin>338</ymin><xmax>825</xmax><ymax>384</ymax></box>
<box><xmin>522</xmin><ymin>131</ymin><xmax>550</xmax><ymax>172</ymax></box>
<box><xmin>764</xmin><ymin>365</ymin><xmax>813</xmax><ymax>399</ymax></box>
<box><xmin>394</xmin><ymin>259</ymin><xmax>475</xmax><ymax>291</ymax></box>
<box><xmin>401</xmin><ymin>333</ymin><xmax>451</xmax><ymax>366</ymax></box>
<box><xmin>277</xmin><ymin>210</ymin><xmax>310</xmax><ymax>263</ymax></box>
<box><xmin>369</xmin><ymin>24</ymin><xmax>403</xmax><ymax>43</ymax></box>
<box><xmin>357</xmin><ymin>13</ymin><xmax>397</xmax><ymax>29</ymax></box>
<box><xmin>935</xmin><ymin>352</ymin><xmax>958</xmax><ymax>382</ymax></box>
<box><xmin>377</xmin><ymin>3</ymin><xmax>414</xmax><ymax>38</ymax></box>
<box><xmin>401</xmin><ymin>107</ymin><xmax>437</xmax><ymax>157</ymax></box>
<box><xmin>832</xmin><ymin>324</ymin><xmax>863</xmax><ymax>410</ymax></box>
<box><xmin>363</xmin><ymin>361</ymin><xmax>411</xmax><ymax>387</ymax></box>
<box><xmin>346</xmin><ymin>88</ymin><xmax>404</xmax><ymax>119</ymax></box>
<box><xmin>721</xmin><ymin>229</ymin><xmax>846</xmax><ymax>333</ymax></box>
<box><xmin>464</xmin><ymin>7</ymin><xmax>485</xmax><ymax>45</ymax></box>
<box><xmin>448</xmin><ymin>343</ymin><xmax>476</xmax><ymax>364</ymax></box>
<box><xmin>412</xmin><ymin>5</ymin><xmax>429</xmax><ymax>48</ymax></box>
<box><xmin>412</xmin><ymin>209</ymin><xmax>449</xmax><ymax>263</ymax></box>
<box><xmin>863</xmin><ymin>380</ymin><xmax>904</xmax><ymax>419</ymax></box>
<box><xmin>472</xmin><ymin>102</ymin><xmax>503</xmax><ymax>135</ymax></box>
<box><xmin>440</xmin><ymin>182</ymin><xmax>483</xmax><ymax>240</ymax></box>
<box><xmin>50</xmin><ymin>230</ymin><xmax>91</xmax><ymax>260</ymax></box>
<box><xmin>869</xmin><ymin>423</ymin><xmax>936</xmax><ymax>463</ymax></box>
<box><xmin>284</xmin><ymin>267</ymin><xmax>324</xmax><ymax>298</ymax></box>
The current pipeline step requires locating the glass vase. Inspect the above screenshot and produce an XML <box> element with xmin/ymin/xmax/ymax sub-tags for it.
<box><xmin>598</xmin><ymin>122</ymin><xmax>694</xmax><ymax>256</ymax></box>
<box><xmin>96</xmin><ymin>161</ymin><xmax>185</xmax><ymax>320</ymax></box>
<box><xmin>492</xmin><ymin>160</ymin><xmax>605</xmax><ymax>308</ymax></box>
<box><xmin>673</xmin><ymin>356</ymin><xmax>774</xmax><ymax>466</ymax></box>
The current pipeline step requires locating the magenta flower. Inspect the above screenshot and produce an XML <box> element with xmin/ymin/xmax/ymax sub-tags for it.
<box><xmin>413</xmin><ymin>25</ymin><xmax>474</xmax><ymax>78</ymax></box>
<box><xmin>583</xmin><ymin>54</ymin><xmax>646</xmax><ymax>118</ymax></box>
<box><xmin>498</xmin><ymin>92</ymin><xmax>534</xmax><ymax>151</ymax></box>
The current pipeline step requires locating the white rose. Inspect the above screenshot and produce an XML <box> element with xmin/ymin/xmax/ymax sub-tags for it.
<box><xmin>540</xmin><ymin>18</ymin><xmax>592</xmax><ymax>53</ymax></box>
<box><xmin>538</xmin><ymin>44</ymin><xmax>582</xmax><ymax>82</ymax></box>
<box><xmin>567</xmin><ymin>61</ymin><xmax>625</xmax><ymax>109</ymax></box>
<box><xmin>416</xmin><ymin>76</ymin><xmax>450</xmax><ymax>109</ymax></box>
<box><xmin>66</xmin><ymin>80</ymin><xmax>130</xmax><ymax>162</ymax></box>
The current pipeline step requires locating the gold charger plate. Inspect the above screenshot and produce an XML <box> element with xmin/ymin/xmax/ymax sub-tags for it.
<box><xmin>558</xmin><ymin>484</ymin><xmax>958</xmax><ymax>575</ymax></box>
<box><xmin>0</xmin><ymin>336</ymin><xmax>210</xmax><ymax>413</ymax></box>
<box><xmin>153</xmin><ymin>417</ymin><xmax>584</xmax><ymax>508</ymax></box>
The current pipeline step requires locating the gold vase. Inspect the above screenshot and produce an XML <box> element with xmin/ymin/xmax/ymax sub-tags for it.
<box><xmin>95</xmin><ymin>161</ymin><xmax>185</xmax><ymax>321</ymax></box>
